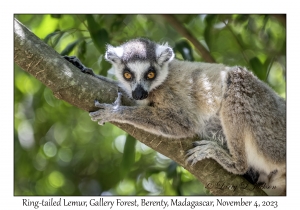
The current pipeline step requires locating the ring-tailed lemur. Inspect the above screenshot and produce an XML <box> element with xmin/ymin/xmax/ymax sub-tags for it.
<box><xmin>64</xmin><ymin>38</ymin><xmax>286</xmax><ymax>195</ymax></box>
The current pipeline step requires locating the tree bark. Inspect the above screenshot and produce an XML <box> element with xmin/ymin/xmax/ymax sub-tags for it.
<box><xmin>14</xmin><ymin>18</ymin><xmax>266</xmax><ymax>196</ymax></box>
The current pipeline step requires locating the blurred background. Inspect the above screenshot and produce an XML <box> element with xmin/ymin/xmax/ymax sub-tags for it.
<box><xmin>14</xmin><ymin>14</ymin><xmax>286</xmax><ymax>195</ymax></box>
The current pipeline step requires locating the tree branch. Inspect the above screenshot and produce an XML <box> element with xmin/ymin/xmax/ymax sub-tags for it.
<box><xmin>161</xmin><ymin>14</ymin><xmax>215</xmax><ymax>63</ymax></box>
<box><xmin>14</xmin><ymin>18</ymin><xmax>266</xmax><ymax>196</ymax></box>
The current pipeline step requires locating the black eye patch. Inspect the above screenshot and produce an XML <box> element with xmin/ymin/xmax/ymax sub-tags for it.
<box><xmin>123</xmin><ymin>67</ymin><xmax>134</xmax><ymax>81</ymax></box>
<box><xmin>145</xmin><ymin>66</ymin><xmax>156</xmax><ymax>80</ymax></box>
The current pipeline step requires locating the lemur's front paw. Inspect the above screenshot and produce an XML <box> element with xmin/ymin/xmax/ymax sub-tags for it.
<box><xmin>63</xmin><ymin>55</ymin><xmax>95</xmax><ymax>75</ymax></box>
<box><xmin>90</xmin><ymin>104</ymin><xmax>111</xmax><ymax>125</ymax></box>
<box><xmin>185</xmin><ymin>140</ymin><xmax>219</xmax><ymax>165</ymax></box>
<box><xmin>89</xmin><ymin>92</ymin><xmax>123</xmax><ymax>125</ymax></box>
<box><xmin>89</xmin><ymin>101</ymin><xmax>114</xmax><ymax>125</ymax></box>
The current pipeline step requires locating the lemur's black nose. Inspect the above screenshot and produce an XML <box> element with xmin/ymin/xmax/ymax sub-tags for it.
<box><xmin>132</xmin><ymin>85</ymin><xmax>148</xmax><ymax>100</ymax></box>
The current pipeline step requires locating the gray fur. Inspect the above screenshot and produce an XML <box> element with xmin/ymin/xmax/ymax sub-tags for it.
<box><xmin>116</xmin><ymin>38</ymin><xmax>157</xmax><ymax>63</ymax></box>
<box><xmin>105</xmin><ymin>38</ymin><xmax>173</xmax><ymax>65</ymax></box>
<box><xmin>90</xmin><ymin>39</ymin><xmax>286</xmax><ymax>195</ymax></box>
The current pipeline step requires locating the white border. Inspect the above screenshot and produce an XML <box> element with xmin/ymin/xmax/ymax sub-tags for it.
<box><xmin>4</xmin><ymin>1</ymin><xmax>298</xmax><ymax>209</ymax></box>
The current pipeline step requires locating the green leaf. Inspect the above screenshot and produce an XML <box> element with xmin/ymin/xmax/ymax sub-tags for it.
<box><xmin>78</xmin><ymin>41</ymin><xmax>87</xmax><ymax>61</ymax></box>
<box><xmin>249</xmin><ymin>57</ymin><xmax>265</xmax><ymax>80</ymax></box>
<box><xmin>174</xmin><ymin>40</ymin><xmax>194</xmax><ymax>61</ymax></box>
<box><xmin>233</xmin><ymin>14</ymin><xmax>250</xmax><ymax>23</ymax></box>
<box><xmin>43</xmin><ymin>31</ymin><xmax>60</xmax><ymax>44</ymax></box>
<box><xmin>60</xmin><ymin>40</ymin><xmax>81</xmax><ymax>56</ymax></box>
<box><xmin>204</xmin><ymin>15</ymin><xmax>218</xmax><ymax>50</ymax></box>
<box><xmin>52</xmin><ymin>31</ymin><xmax>65</xmax><ymax>48</ymax></box>
<box><xmin>166</xmin><ymin>161</ymin><xmax>178</xmax><ymax>178</ymax></box>
<box><xmin>163</xmin><ymin>178</ymin><xmax>177</xmax><ymax>195</ymax></box>
<box><xmin>263</xmin><ymin>57</ymin><xmax>274</xmax><ymax>82</ymax></box>
<box><xmin>86</xmin><ymin>15</ymin><xmax>109</xmax><ymax>53</ymax></box>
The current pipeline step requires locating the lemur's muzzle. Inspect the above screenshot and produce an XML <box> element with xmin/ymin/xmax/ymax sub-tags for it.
<box><xmin>132</xmin><ymin>84</ymin><xmax>148</xmax><ymax>100</ymax></box>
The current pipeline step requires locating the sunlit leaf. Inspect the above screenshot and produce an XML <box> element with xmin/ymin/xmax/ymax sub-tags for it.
<box><xmin>163</xmin><ymin>178</ymin><xmax>177</xmax><ymax>195</ymax></box>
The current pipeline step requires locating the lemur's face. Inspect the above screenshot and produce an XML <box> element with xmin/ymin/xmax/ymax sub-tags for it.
<box><xmin>119</xmin><ymin>62</ymin><xmax>157</xmax><ymax>100</ymax></box>
<box><xmin>105</xmin><ymin>38</ymin><xmax>174</xmax><ymax>100</ymax></box>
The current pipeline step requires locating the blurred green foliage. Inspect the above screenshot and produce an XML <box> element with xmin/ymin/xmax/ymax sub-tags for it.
<box><xmin>14</xmin><ymin>14</ymin><xmax>286</xmax><ymax>195</ymax></box>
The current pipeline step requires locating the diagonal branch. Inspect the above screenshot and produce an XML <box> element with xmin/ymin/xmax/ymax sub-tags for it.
<box><xmin>161</xmin><ymin>14</ymin><xmax>215</xmax><ymax>63</ymax></box>
<box><xmin>14</xmin><ymin>18</ymin><xmax>266</xmax><ymax>196</ymax></box>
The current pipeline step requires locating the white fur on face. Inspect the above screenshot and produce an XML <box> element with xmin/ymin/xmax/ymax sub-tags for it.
<box><xmin>127</xmin><ymin>62</ymin><xmax>151</xmax><ymax>94</ymax></box>
<box><xmin>127</xmin><ymin>62</ymin><xmax>151</xmax><ymax>82</ymax></box>
<box><xmin>149</xmin><ymin>63</ymin><xmax>169</xmax><ymax>91</ymax></box>
<box><xmin>111</xmin><ymin>46</ymin><xmax>124</xmax><ymax>58</ymax></box>
<box><xmin>114</xmin><ymin>62</ymin><xmax>151</xmax><ymax>99</ymax></box>
<box><xmin>114</xmin><ymin>61</ymin><xmax>170</xmax><ymax>100</ymax></box>
<box><xmin>109</xmin><ymin>41</ymin><xmax>174</xmax><ymax>100</ymax></box>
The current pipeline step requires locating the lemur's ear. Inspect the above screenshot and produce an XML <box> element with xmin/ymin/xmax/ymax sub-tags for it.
<box><xmin>105</xmin><ymin>45</ymin><xmax>123</xmax><ymax>64</ymax></box>
<box><xmin>155</xmin><ymin>44</ymin><xmax>174</xmax><ymax>66</ymax></box>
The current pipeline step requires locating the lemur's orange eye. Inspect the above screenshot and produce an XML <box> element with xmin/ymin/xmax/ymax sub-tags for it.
<box><xmin>147</xmin><ymin>72</ymin><xmax>155</xmax><ymax>79</ymax></box>
<box><xmin>124</xmin><ymin>72</ymin><xmax>132</xmax><ymax>80</ymax></box>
